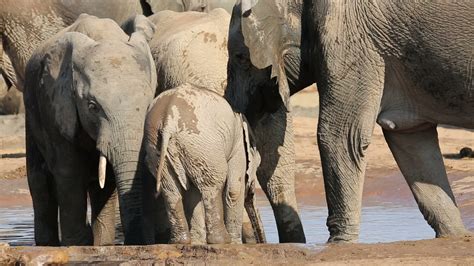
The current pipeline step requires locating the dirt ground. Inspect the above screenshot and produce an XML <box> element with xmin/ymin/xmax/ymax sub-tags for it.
<box><xmin>0</xmin><ymin>86</ymin><xmax>473</xmax><ymax>264</ymax></box>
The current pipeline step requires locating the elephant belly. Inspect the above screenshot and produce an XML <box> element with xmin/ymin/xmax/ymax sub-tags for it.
<box><xmin>377</xmin><ymin>58</ymin><xmax>474</xmax><ymax>131</ymax></box>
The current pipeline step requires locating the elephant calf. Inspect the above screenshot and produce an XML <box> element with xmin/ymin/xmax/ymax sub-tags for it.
<box><xmin>144</xmin><ymin>83</ymin><xmax>264</xmax><ymax>244</ymax></box>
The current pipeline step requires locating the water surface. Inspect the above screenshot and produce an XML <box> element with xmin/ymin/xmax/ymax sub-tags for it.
<box><xmin>0</xmin><ymin>201</ymin><xmax>437</xmax><ymax>246</ymax></box>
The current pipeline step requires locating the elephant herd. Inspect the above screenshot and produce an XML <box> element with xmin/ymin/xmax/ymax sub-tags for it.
<box><xmin>1</xmin><ymin>0</ymin><xmax>472</xmax><ymax>246</ymax></box>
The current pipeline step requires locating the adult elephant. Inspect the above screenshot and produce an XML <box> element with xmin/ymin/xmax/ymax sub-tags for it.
<box><xmin>24</xmin><ymin>14</ymin><xmax>157</xmax><ymax>246</ymax></box>
<box><xmin>0</xmin><ymin>0</ymin><xmax>144</xmax><ymax>93</ymax></box>
<box><xmin>228</xmin><ymin>0</ymin><xmax>473</xmax><ymax>243</ymax></box>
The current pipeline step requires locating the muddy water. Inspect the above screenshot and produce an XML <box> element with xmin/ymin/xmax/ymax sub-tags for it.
<box><xmin>257</xmin><ymin>198</ymin><xmax>435</xmax><ymax>244</ymax></box>
<box><xmin>0</xmin><ymin>200</ymin><xmax>437</xmax><ymax>246</ymax></box>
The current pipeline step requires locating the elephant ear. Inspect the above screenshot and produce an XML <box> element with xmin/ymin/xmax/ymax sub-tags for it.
<box><xmin>121</xmin><ymin>15</ymin><xmax>156</xmax><ymax>42</ymax></box>
<box><xmin>128</xmin><ymin>29</ymin><xmax>158</xmax><ymax>94</ymax></box>
<box><xmin>25</xmin><ymin>32</ymin><xmax>96</xmax><ymax>142</ymax></box>
<box><xmin>239</xmin><ymin>0</ymin><xmax>291</xmax><ymax>107</ymax></box>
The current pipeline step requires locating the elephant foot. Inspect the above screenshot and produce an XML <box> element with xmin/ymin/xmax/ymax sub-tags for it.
<box><xmin>241</xmin><ymin>221</ymin><xmax>256</xmax><ymax>244</ymax></box>
<box><xmin>436</xmin><ymin>227</ymin><xmax>472</xmax><ymax>238</ymax></box>
<box><xmin>326</xmin><ymin>220</ymin><xmax>359</xmax><ymax>244</ymax></box>
<box><xmin>273</xmin><ymin>204</ymin><xmax>306</xmax><ymax>243</ymax></box>
<box><xmin>327</xmin><ymin>235</ymin><xmax>358</xmax><ymax>244</ymax></box>
<box><xmin>207</xmin><ymin>230</ymin><xmax>231</xmax><ymax>244</ymax></box>
<box><xmin>169</xmin><ymin>233</ymin><xmax>191</xmax><ymax>244</ymax></box>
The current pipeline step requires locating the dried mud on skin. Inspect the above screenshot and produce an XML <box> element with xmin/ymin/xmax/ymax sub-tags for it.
<box><xmin>1</xmin><ymin>237</ymin><xmax>474</xmax><ymax>265</ymax></box>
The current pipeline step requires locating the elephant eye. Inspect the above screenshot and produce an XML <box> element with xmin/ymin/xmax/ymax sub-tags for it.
<box><xmin>235</xmin><ymin>53</ymin><xmax>250</xmax><ymax>69</ymax></box>
<box><xmin>88</xmin><ymin>101</ymin><xmax>99</xmax><ymax>113</ymax></box>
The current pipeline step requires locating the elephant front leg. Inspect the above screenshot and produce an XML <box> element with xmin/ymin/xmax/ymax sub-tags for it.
<box><xmin>317</xmin><ymin>53</ymin><xmax>384</xmax><ymax>243</ymax></box>
<box><xmin>26</xmin><ymin>136</ymin><xmax>60</xmax><ymax>246</ymax></box>
<box><xmin>254</xmin><ymin>107</ymin><xmax>305</xmax><ymax>243</ymax></box>
<box><xmin>55</xmin><ymin>169</ymin><xmax>92</xmax><ymax>246</ymax></box>
<box><xmin>89</xmin><ymin>170</ymin><xmax>117</xmax><ymax>246</ymax></box>
<box><xmin>384</xmin><ymin>127</ymin><xmax>470</xmax><ymax>237</ymax></box>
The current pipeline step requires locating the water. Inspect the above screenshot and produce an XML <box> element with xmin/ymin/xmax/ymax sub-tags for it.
<box><xmin>0</xmin><ymin>202</ymin><xmax>435</xmax><ymax>246</ymax></box>
<box><xmin>258</xmin><ymin>203</ymin><xmax>434</xmax><ymax>244</ymax></box>
<box><xmin>0</xmin><ymin>207</ymin><xmax>34</xmax><ymax>246</ymax></box>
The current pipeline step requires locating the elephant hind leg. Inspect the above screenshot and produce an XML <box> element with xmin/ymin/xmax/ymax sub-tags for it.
<box><xmin>384</xmin><ymin>126</ymin><xmax>470</xmax><ymax>237</ymax></box>
<box><xmin>224</xmin><ymin>146</ymin><xmax>246</xmax><ymax>244</ymax></box>
<box><xmin>26</xmin><ymin>136</ymin><xmax>60</xmax><ymax>246</ymax></box>
<box><xmin>161</xmin><ymin>162</ymin><xmax>191</xmax><ymax>244</ymax></box>
<box><xmin>201</xmin><ymin>188</ymin><xmax>231</xmax><ymax>244</ymax></box>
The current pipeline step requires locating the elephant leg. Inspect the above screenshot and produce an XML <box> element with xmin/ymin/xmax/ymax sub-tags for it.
<box><xmin>185</xmin><ymin>184</ymin><xmax>206</xmax><ymax>244</ymax></box>
<box><xmin>161</xmin><ymin>164</ymin><xmax>191</xmax><ymax>244</ymax></box>
<box><xmin>224</xmin><ymin>147</ymin><xmax>246</xmax><ymax>244</ymax></box>
<box><xmin>88</xmin><ymin>169</ymin><xmax>117</xmax><ymax>246</ymax></box>
<box><xmin>254</xmin><ymin>106</ymin><xmax>305</xmax><ymax>243</ymax></box>
<box><xmin>54</xmin><ymin>168</ymin><xmax>92</xmax><ymax>245</ymax></box>
<box><xmin>201</xmin><ymin>188</ymin><xmax>231</xmax><ymax>244</ymax></box>
<box><xmin>383</xmin><ymin>127</ymin><xmax>470</xmax><ymax>237</ymax></box>
<box><xmin>317</xmin><ymin>51</ymin><xmax>384</xmax><ymax>243</ymax></box>
<box><xmin>26</xmin><ymin>133</ymin><xmax>59</xmax><ymax>246</ymax></box>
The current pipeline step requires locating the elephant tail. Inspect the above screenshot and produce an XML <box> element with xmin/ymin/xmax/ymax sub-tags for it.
<box><xmin>155</xmin><ymin>131</ymin><xmax>171</xmax><ymax>193</ymax></box>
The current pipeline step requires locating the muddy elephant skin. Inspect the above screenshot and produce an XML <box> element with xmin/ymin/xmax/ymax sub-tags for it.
<box><xmin>144</xmin><ymin>84</ymin><xmax>264</xmax><ymax>244</ymax></box>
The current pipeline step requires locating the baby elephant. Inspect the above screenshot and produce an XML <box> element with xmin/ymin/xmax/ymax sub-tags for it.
<box><xmin>144</xmin><ymin>83</ymin><xmax>262</xmax><ymax>244</ymax></box>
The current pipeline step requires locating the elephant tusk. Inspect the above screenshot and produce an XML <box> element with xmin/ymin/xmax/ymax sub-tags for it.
<box><xmin>98</xmin><ymin>154</ymin><xmax>107</xmax><ymax>189</ymax></box>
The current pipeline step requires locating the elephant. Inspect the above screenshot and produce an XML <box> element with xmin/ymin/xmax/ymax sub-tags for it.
<box><xmin>23</xmin><ymin>14</ymin><xmax>157</xmax><ymax>246</ymax></box>
<box><xmin>144</xmin><ymin>9</ymin><xmax>230</xmax><ymax>96</ymax></box>
<box><xmin>0</xmin><ymin>0</ymin><xmax>145</xmax><ymax>94</ymax></box>
<box><xmin>230</xmin><ymin>0</ymin><xmax>474</xmax><ymax>243</ymax></box>
<box><xmin>144</xmin><ymin>83</ymin><xmax>265</xmax><ymax>244</ymax></box>
<box><xmin>225</xmin><ymin>1</ymin><xmax>307</xmax><ymax>243</ymax></box>
<box><xmin>144</xmin><ymin>0</ymin><xmax>235</xmax><ymax>14</ymax></box>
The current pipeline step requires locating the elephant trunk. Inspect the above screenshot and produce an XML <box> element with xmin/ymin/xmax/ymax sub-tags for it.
<box><xmin>105</xmin><ymin>119</ymin><xmax>152</xmax><ymax>245</ymax></box>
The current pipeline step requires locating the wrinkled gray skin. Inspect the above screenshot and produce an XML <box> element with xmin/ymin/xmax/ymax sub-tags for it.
<box><xmin>0</xmin><ymin>75</ymin><xmax>23</xmax><ymax>114</ymax></box>
<box><xmin>146</xmin><ymin>9</ymin><xmax>230</xmax><ymax>96</ymax></box>
<box><xmin>24</xmin><ymin>15</ymin><xmax>157</xmax><ymax>246</ymax></box>
<box><xmin>0</xmin><ymin>35</ymin><xmax>23</xmax><ymax>114</ymax></box>
<box><xmin>145</xmin><ymin>0</ymin><xmax>235</xmax><ymax>13</ymax></box>
<box><xmin>144</xmin><ymin>84</ymin><xmax>264</xmax><ymax>244</ymax></box>
<box><xmin>0</xmin><ymin>0</ymin><xmax>144</xmax><ymax>93</ymax></box>
<box><xmin>226</xmin><ymin>1</ymin><xmax>307</xmax><ymax>243</ymax></box>
<box><xmin>235</xmin><ymin>0</ymin><xmax>474</xmax><ymax>242</ymax></box>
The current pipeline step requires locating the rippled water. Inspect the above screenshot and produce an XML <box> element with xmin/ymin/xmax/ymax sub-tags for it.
<box><xmin>0</xmin><ymin>207</ymin><xmax>34</xmax><ymax>246</ymax></box>
<box><xmin>258</xmin><ymin>203</ymin><xmax>435</xmax><ymax>244</ymax></box>
<box><xmin>0</xmin><ymin>201</ymin><xmax>436</xmax><ymax>246</ymax></box>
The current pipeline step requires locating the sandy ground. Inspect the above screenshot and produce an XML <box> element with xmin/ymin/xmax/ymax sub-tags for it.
<box><xmin>0</xmin><ymin>86</ymin><xmax>473</xmax><ymax>264</ymax></box>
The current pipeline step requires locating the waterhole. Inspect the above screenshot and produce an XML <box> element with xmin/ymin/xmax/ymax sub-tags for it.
<box><xmin>0</xmin><ymin>200</ymin><xmax>439</xmax><ymax>245</ymax></box>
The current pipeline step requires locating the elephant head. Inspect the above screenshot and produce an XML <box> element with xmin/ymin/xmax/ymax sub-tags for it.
<box><xmin>25</xmin><ymin>23</ymin><xmax>157</xmax><ymax>244</ymax></box>
<box><xmin>226</xmin><ymin>0</ymin><xmax>312</xmax><ymax>124</ymax></box>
